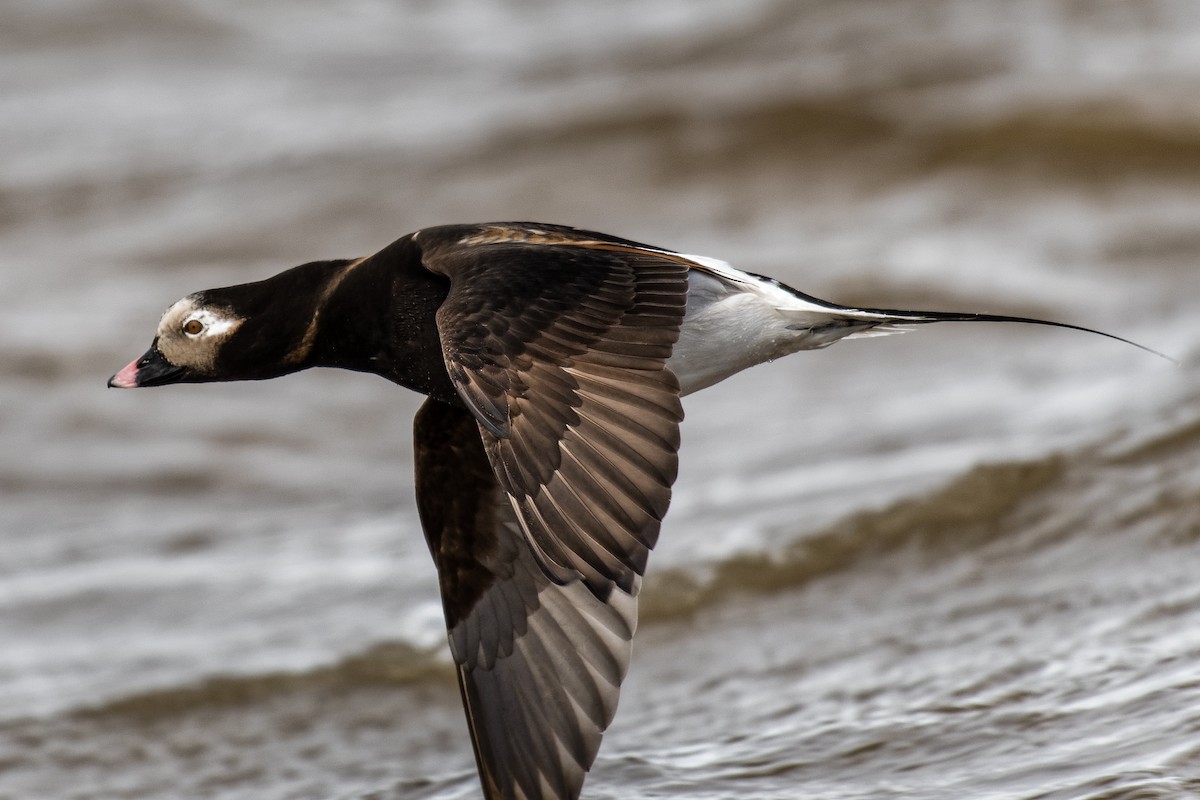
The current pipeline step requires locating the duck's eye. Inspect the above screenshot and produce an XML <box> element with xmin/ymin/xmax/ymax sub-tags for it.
<box><xmin>183</xmin><ymin>319</ymin><xmax>205</xmax><ymax>336</ymax></box>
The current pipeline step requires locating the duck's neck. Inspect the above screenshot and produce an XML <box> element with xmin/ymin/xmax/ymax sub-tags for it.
<box><xmin>310</xmin><ymin>235</ymin><xmax>459</xmax><ymax>403</ymax></box>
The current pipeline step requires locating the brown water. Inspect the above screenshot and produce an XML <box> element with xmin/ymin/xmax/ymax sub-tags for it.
<box><xmin>3</xmin><ymin>2</ymin><xmax>1200</xmax><ymax>798</ymax></box>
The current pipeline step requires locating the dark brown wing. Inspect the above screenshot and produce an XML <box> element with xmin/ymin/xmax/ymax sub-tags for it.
<box><xmin>420</xmin><ymin>225</ymin><xmax>689</xmax><ymax>600</ymax></box>
<box><xmin>415</xmin><ymin>398</ymin><xmax>639</xmax><ymax>800</ymax></box>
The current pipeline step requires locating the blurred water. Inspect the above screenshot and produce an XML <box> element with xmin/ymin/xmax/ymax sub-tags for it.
<box><xmin>2</xmin><ymin>1</ymin><xmax>1200</xmax><ymax>798</ymax></box>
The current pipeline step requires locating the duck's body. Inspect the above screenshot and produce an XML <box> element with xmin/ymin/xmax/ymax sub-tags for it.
<box><xmin>109</xmin><ymin>222</ymin><xmax>1156</xmax><ymax>800</ymax></box>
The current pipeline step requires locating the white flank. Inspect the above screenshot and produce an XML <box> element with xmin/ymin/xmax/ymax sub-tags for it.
<box><xmin>665</xmin><ymin>250</ymin><xmax>928</xmax><ymax>395</ymax></box>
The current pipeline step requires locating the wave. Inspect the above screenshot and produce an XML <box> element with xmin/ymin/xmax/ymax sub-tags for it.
<box><xmin>66</xmin><ymin>407</ymin><xmax>1200</xmax><ymax>723</ymax></box>
<box><xmin>643</xmin><ymin>402</ymin><xmax>1200</xmax><ymax>623</ymax></box>
<box><xmin>918</xmin><ymin>108</ymin><xmax>1200</xmax><ymax>181</ymax></box>
<box><xmin>463</xmin><ymin>94</ymin><xmax>1200</xmax><ymax>187</ymax></box>
<box><xmin>1107</xmin><ymin>412</ymin><xmax>1200</xmax><ymax>467</ymax></box>
<box><xmin>67</xmin><ymin>457</ymin><xmax>1064</xmax><ymax>722</ymax></box>
<box><xmin>639</xmin><ymin>456</ymin><xmax>1067</xmax><ymax>622</ymax></box>
<box><xmin>74</xmin><ymin>641</ymin><xmax>453</xmax><ymax>722</ymax></box>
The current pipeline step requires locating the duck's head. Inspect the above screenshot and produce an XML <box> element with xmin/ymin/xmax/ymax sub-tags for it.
<box><xmin>108</xmin><ymin>260</ymin><xmax>349</xmax><ymax>389</ymax></box>
<box><xmin>108</xmin><ymin>294</ymin><xmax>251</xmax><ymax>388</ymax></box>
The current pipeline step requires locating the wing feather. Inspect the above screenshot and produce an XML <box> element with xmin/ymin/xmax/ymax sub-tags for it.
<box><xmin>416</xmin><ymin>398</ymin><xmax>640</xmax><ymax>800</ymax></box>
<box><xmin>422</xmin><ymin>228</ymin><xmax>688</xmax><ymax>598</ymax></box>
<box><xmin>410</xmin><ymin>224</ymin><xmax>691</xmax><ymax>798</ymax></box>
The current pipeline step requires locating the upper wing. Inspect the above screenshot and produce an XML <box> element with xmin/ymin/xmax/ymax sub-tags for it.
<box><xmin>414</xmin><ymin>398</ymin><xmax>639</xmax><ymax>800</ymax></box>
<box><xmin>420</xmin><ymin>225</ymin><xmax>690</xmax><ymax>599</ymax></box>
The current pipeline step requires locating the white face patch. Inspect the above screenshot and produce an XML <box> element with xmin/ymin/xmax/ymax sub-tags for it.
<box><xmin>155</xmin><ymin>296</ymin><xmax>244</xmax><ymax>373</ymax></box>
<box><xmin>180</xmin><ymin>308</ymin><xmax>240</xmax><ymax>339</ymax></box>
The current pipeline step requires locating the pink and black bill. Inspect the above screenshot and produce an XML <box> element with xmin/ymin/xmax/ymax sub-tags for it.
<box><xmin>107</xmin><ymin>341</ymin><xmax>187</xmax><ymax>388</ymax></box>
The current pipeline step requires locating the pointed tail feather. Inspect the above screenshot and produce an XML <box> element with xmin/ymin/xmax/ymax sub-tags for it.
<box><xmin>842</xmin><ymin>306</ymin><xmax>1176</xmax><ymax>364</ymax></box>
<box><xmin>767</xmin><ymin>279</ymin><xmax>1176</xmax><ymax>364</ymax></box>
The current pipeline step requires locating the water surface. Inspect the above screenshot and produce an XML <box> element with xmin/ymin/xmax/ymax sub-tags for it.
<box><xmin>2</xmin><ymin>2</ymin><xmax>1199</xmax><ymax>798</ymax></box>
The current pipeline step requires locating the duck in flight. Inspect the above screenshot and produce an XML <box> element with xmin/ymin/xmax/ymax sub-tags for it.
<box><xmin>108</xmin><ymin>222</ymin><xmax>1164</xmax><ymax>800</ymax></box>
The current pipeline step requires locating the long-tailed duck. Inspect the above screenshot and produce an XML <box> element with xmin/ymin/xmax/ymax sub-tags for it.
<box><xmin>109</xmin><ymin>222</ymin><xmax>1164</xmax><ymax>800</ymax></box>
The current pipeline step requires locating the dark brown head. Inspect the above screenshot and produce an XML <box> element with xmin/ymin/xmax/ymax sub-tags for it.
<box><xmin>108</xmin><ymin>259</ymin><xmax>352</xmax><ymax>389</ymax></box>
